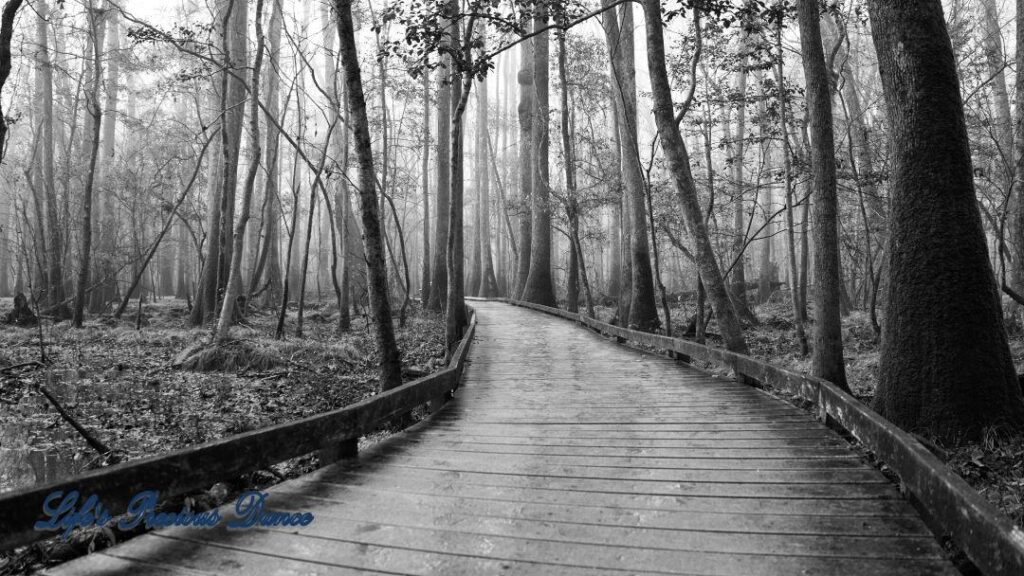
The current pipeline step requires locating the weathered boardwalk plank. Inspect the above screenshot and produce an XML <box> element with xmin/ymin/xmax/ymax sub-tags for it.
<box><xmin>46</xmin><ymin>301</ymin><xmax>955</xmax><ymax>575</ymax></box>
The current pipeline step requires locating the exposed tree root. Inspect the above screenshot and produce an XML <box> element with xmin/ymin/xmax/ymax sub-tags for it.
<box><xmin>175</xmin><ymin>341</ymin><xmax>285</xmax><ymax>373</ymax></box>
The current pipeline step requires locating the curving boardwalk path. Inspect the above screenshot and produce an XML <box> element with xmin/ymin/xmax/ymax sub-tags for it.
<box><xmin>47</xmin><ymin>301</ymin><xmax>955</xmax><ymax>575</ymax></box>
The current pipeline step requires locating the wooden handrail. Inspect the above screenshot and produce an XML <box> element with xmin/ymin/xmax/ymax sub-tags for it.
<box><xmin>0</xmin><ymin>307</ymin><xmax>477</xmax><ymax>552</ymax></box>
<box><xmin>499</xmin><ymin>298</ymin><xmax>1024</xmax><ymax>576</ymax></box>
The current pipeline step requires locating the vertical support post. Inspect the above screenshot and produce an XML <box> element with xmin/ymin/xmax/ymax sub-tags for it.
<box><xmin>318</xmin><ymin>437</ymin><xmax>358</xmax><ymax>467</ymax></box>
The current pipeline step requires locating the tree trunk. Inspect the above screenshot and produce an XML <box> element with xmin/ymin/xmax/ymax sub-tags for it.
<box><xmin>35</xmin><ymin>1</ymin><xmax>66</xmax><ymax>312</ymax></box>
<box><xmin>728</xmin><ymin>44</ymin><xmax>756</xmax><ymax>322</ymax></box>
<box><xmin>520</xmin><ymin>2</ymin><xmax>555</xmax><ymax>307</ymax></box>
<box><xmin>797</xmin><ymin>0</ymin><xmax>848</xmax><ymax>391</ymax></box>
<box><xmin>0</xmin><ymin>0</ymin><xmax>24</xmax><ymax>164</ymax></box>
<box><xmin>257</xmin><ymin>0</ymin><xmax>283</xmax><ymax>308</ymax></box>
<box><xmin>774</xmin><ymin>16</ymin><xmax>808</xmax><ymax>356</ymax></box>
<box><xmin>611</xmin><ymin>94</ymin><xmax>632</xmax><ymax>322</ymax></box>
<box><xmin>601</xmin><ymin>0</ymin><xmax>659</xmax><ymax>331</ymax></box>
<box><xmin>427</xmin><ymin>14</ymin><xmax>454</xmax><ymax>312</ymax></box>
<box><xmin>190</xmin><ymin>0</ymin><xmax>245</xmax><ymax>325</ymax></box>
<box><xmin>420</xmin><ymin>72</ymin><xmax>431</xmax><ymax>305</ymax></box>
<box><xmin>640</xmin><ymin>0</ymin><xmax>747</xmax><ymax>353</ymax></box>
<box><xmin>514</xmin><ymin>18</ymin><xmax>533</xmax><ymax>300</ymax></box>
<box><xmin>868</xmin><ymin>0</ymin><xmax>1024</xmax><ymax>442</ymax></box>
<box><xmin>215</xmin><ymin>0</ymin><xmax>264</xmax><ymax>342</ymax></box>
<box><xmin>559</xmin><ymin>30</ymin><xmax>578</xmax><ymax>313</ymax></box>
<box><xmin>72</xmin><ymin>1</ymin><xmax>106</xmax><ymax>328</ymax></box>
<box><xmin>175</xmin><ymin>218</ymin><xmax>189</xmax><ymax>299</ymax></box>
<box><xmin>476</xmin><ymin>28</ymin><xmax>498</xmax><ymax>298</ymax></box>
<box><xmin>445</xmin><ymin>8</ymin><xmax>472</xmax><ymax>348</ymax></box>
<box><xmin>334</xmin><ymin>0</ymin><xmax>402</xmax><ymax>390</ymax></box>
<box><xmin>88</xmin><ymin>2</ymin><xmax>117</xmax><ymax>314</ymax></box>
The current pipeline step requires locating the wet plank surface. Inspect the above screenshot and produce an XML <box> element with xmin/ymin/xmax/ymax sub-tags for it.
<box><xmin>46</xmin><ymin>301</ymin><xmax>955</xmax><ymax>575</ymax></box>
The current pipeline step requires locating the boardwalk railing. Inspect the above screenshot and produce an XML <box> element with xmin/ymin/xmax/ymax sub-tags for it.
<box><xmin>499</xmin><ymin>298</ymin><xmax>1024</xmax><ymax>576</ymax></box>
<box><xmin>0</xmin><ymin>307</ymin><xmax>477</xmax><ymax>552</ymax></box>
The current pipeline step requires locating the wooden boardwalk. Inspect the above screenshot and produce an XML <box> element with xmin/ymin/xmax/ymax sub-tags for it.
<box><xmin>47</xmin><ymin>301</ymin><xmax>955</xmax><ymax>575</ymax></box>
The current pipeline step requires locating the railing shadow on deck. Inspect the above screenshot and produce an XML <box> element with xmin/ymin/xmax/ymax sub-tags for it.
<box><xmin>0</xmin><ymin>306</ymin><xmax>478</xmax><ymax>552</ymax></box>
<box><xmin>488</xmin><ymin>297</ymin><xmax>1024</xmax><ymax>576</ymax></box>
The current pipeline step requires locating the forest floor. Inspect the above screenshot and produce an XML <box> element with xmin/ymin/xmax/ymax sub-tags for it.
<box><xmin>0</xmin><ymin>296</ymin><xmax>447</xmax><ymax>574</ymax></box>
<box><xmin>594</xmin><ymin>293</ymin><xmax>1024</xmax><ymax>531</ymax></box>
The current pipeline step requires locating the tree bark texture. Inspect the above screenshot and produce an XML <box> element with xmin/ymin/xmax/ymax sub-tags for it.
<box><xmin>797</xmin><ymin>0</ymin><xmax>848</xmax><ymax>391</ymax></box>
<box><xmin>335</xmin><ymin>0</ymin><xmax>402</xmax><ymax>391</ymax></box>
<box><xmin>601</xmin><ymin>0</ymin><xmax>659</xmax><ymax>331</ymax></box>
<box><xmin>640</xmin><ymin>0</ymin><xmax>747</xmax><ymax>353</ymax></box>
<box><xmin>869</xmin><ymin>0</ymin><xmax>1024</xmax><ymax>442</ymax></box>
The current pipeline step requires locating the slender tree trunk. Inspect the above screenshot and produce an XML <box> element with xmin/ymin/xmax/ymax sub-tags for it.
<box><xmin>73</xmin><ymin>1</ymin><xmax>106</xmax><ymax>328</ymax></box>
<box><xmin>611</xmin><ymin>94</ymin><xmax>632</xmax><ymax>322</ymax></box>
<box><xmin>257</xmin><ymin>0</ymin><xmax>283</xmax><ymax>308</ymax></box>
<box><xmin>1015</xmin><ymin>0</ymin><xmax>1024</xmax><ymax>316</ymax></box>
<box><xmin>869</xmin><ymin>0</ymin><xmax>1024</xmax><ymax>442</ymax></box>
<box><xmin>175</xmin><ymin>218</ymin><xmax>189</xmax><ymax>299</ymax></box>
<box><xmin>476</xmin><ymin>26</ymin><xmax>498</xmax><ymax>298</ymax></box>
<box><xmin>35</xmin><ymin>1</ymin><xmax>66</xmax><ymax>312</ymax></box>
<box><xmin>89</xmin><ymin>2</ymin><xmax>117</xmax><ymax>314</ymax></box>
<box><xmin>559</xmin><ymin>30</ymin><xmax>578</xmax><ymax>313</ymax></box>
<box><xmin>640</xmin><ymin>0</ymin><xmax>747</xmax><ymax>353</ymax></box>
<box><xmin>977</xmin><ymin>0</ymin><xmax>1023</xmax><ymax>302</ymax></box>
<box><xmin>729</xmin><ymin>44</ymin><xmax>755</xmax><ymax>320</ymax></box>
<box><xmin>115</xmin><ymin>134</ymin><xmax>215</xmax><ymax>318</ymax></box>
<box><xmin>215</xmin><ymin>0</ymin><xmax>264</xmax><ymax>342</ymax></box>
<box><xmin>797</xmin><ymin>0</ymin><xmax>848</xmax><ymax>391</ymax></box>
<box><xmin>774</xmin><ymin>17</ymin><xmax>807</xmax><ymax>356</ymax></box>
<box><xmin>334</xmin><ymin>0</ymin><xmax>402</xmax><ymax>390</ymax></box>
<box><xmin>190</xmin><ymin>0</ymin><xmax>239</xmax><ymax>325</ymax></box>
<box><xmin>420</xmin><ymin>72</ymin><xmax>431</xmax><ymax>305</ymax></box>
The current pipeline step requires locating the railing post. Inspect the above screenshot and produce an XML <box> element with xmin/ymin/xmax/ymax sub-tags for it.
<box><xmin>318</xmin><ymin>437</ymin><xmax>358</xmax><ymax>466</ymax></box>
<box><xmin>671</xmin><ymin>350</ymin><xmax>692</xmax><ymax>364</ymax></box>
<box><xmin>427</xmin><ymin>390</ymin><xmax>453</xmax><ymax>413</ymax></box>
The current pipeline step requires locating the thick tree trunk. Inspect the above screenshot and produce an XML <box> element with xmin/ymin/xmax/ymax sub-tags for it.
<box><xmin>797</xmin><ymin>0</ymin><xmax>848</xmax><ymax>391</ymax></box>
<box><xmin>514</xmin><ymin>19</ymin><xmax>534</xmax><ymax>299</ymax></box>
<box><xmin>521</xmin><ymin>5</ymin><xmax>556</xmax><ymax>306</ymax></box>
<box><xmin>445</xmin><ymin>8</ymin><xmax>472</xmax><ymax>348</ymax></box>
<box><xmin>427</xmin><ymin>13</ymin><xmax>453</xmax><ymax>312</ymax></box>
<box><xmin>334</xmin><ymin>0</ymin><xmax>402</xmax><ymax>390</ymax></box>
<box><xmin>601</xmin><ymin>0</ymin><xmax>658</xmax><ymax>331</ymax></box>
<box><xmin>869</xmin><ymin>0</ymin><xmax>1024</xmax><ymax>442</ymax></box>
<box><xmin>476</xmin><ymin>30</ymin><xmax>498</xmax><ymax>298</ymax></box>
<box><xmin>0</xmin><ymin>0</ymin><xmax>23</xmax><ymax>164</ymax></box>
<box><xmin>640</xmin><ymin>0</ymin><xmax>747</xmax><ymax>353</ymax></box>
